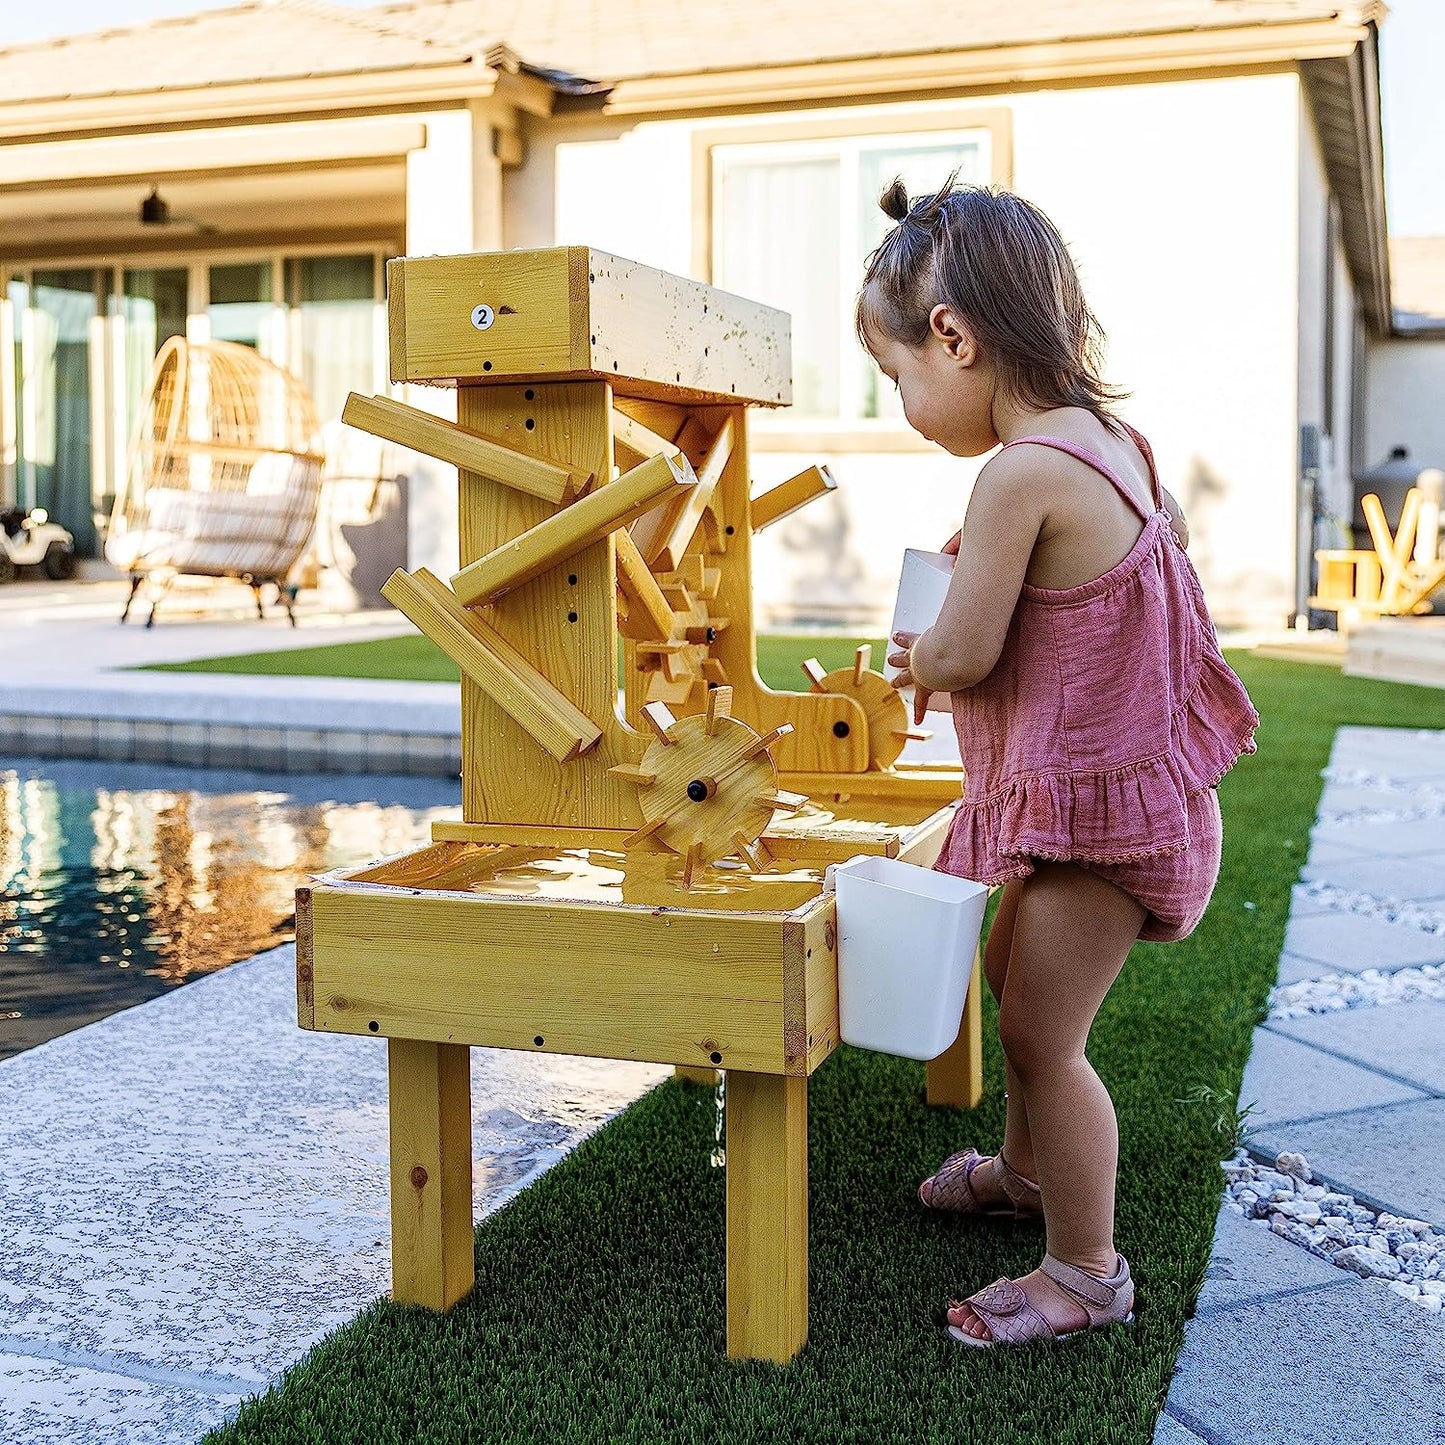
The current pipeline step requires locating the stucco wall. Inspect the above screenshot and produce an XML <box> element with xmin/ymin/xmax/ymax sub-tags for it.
<box><xmin>1297</xmin><ymin>91</ymin><xmax>1361</xmax><ymax>573</ymax></box>
<box><xmin>1366</xmin><ymin>336</ymin><xmax>1445</xmax><ymax>473</ymax></box>
<box><xmin>504</xmin><ymin>72</ymin><xmax>1306</xmax><ymax>629</ymax></box>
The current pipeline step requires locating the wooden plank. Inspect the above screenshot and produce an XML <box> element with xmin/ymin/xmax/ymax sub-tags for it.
<box><xmin>308</xmin><ymin>884</ymin><xmax>830</xmax><ymax>1075</ymax></box>
<box><xmin>458</xmin><ymin>381</ymin><xmax>649</xmax><ymax>830</ymax></box>
<box><xmin>430</xmin><ymin>821</ymin><xmax>633</xmax><ymax>848</ymax></box>
<box><xmin>649</xmin><ymin>416</ymin><xmax>735</xmax><ymax>573</ymax></box>
<box><xmin>725</xmin><ymin>1071</ymin><xmax>808</xmax><ymax>1363</ymax></box>
<box><xmin>451</xmin><ymin>450</ymin><xmax>694</xmax><ymax>607</ymax></box>
<box><xmin>386</xmin><ymin>257</ymin><xmax>407</xmax><ymax>386</ymax></box>
<box><xmin>751</xmin><ymin>464</ymin><xmax>837</xmax><ymax>532</ymax></box>
<box><xmin>388</xmin><ymin>1038</ymin><xmax>475</xmax><ymax>1310</ymax></box>
<box><xmin>381</xmin><ymin>567</ymin><xmax>601</xmax><ymax>764</ymax></box>
<box><xmin>781</xmin><ymin>769</ymin><xmax>965</xmax><ymax>804</ymax></box>
<box><xmin>343</xmin><ymin>392</ymin><xmax>586</xmax><ymax>505</ymax></box>
<box><xmin>294</xmin><ymin>886</ymin><xmax>315</xmax><ymax>1028</ymax></box>
<box><xmin>388</xmin><ymin>246</ymin><xmax>791</xmax><ymax>407</ymax></box>
<box><xmin>615</xmin><ymin>529</ymin><xmax>676</xmax><ymax>643</ymax></box>
<box><xmin>694</xmin><ymin>405</ymin><xmax>870</xmax><ymax>774</ymax></box>
<box><xmin>612</xmin><ymin>410</ymin><xmax>681</xmax><ymax>461</ymax></box>
<box><xmin>925</xmin><ymin>949</ymin><xmax>984</xmax><ymax>1110</ymax></box>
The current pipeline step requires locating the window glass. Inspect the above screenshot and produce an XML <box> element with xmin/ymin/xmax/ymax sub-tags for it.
<box><xmin>210</xmin><ymin>262</ymin><xmax>273</xmax><ymax>352</ymax></box>
<box><xmin>712</xmin><ymin>130</ymin><xmax>988</xmax><ymax>424</ymax></box>
<box><xmin>29</xmin><ymin>269</ymin><xmax>101</xmax><ymax>554</ymax></box>
<box><xmin>117</xmin><ymin>268</ymin><xmax>190</xmax><ymax>456</ymax></box>
<box><xmin>284</xmin><ymin>255</ymin><xmax>375</xmax><ymax>420</ymax></box>
<box><xmin>5</xmin><ymin>278</ymin><xmax>26</xmax><ymax>508</ymax></box>
<box><xmin>715</xmin><ymin>158</ymin><xmax>840</xmax><ymax>417</ymax></box>
<box><xmin>857</xmin><ymin>141</ymin><xmax>984</xmax><ymax>419</ymax></box>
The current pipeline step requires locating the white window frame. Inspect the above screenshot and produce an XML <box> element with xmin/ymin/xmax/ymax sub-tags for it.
<box><xmin>696</xmin><ymin>107</ymin><xmax>1012</xmax><ymax>451</ymax></box>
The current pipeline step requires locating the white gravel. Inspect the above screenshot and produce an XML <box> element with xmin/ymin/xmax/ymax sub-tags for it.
<box><xmin>1222</xmin><ymin>1149</ymin><xmax>1444</xmax><ymax>1311</ymax></box>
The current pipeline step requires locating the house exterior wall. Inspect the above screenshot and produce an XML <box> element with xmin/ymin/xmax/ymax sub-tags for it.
<box><xmin>504</xmin><ymin>71</ymin><xmax>1305</xmax><ymax>629</ymax></box>
<box><xmin>1297</xmin><ymin>89</ymin><xmax>1361</xmax><ymax>571</ymax></box>
<box><xmin>1365</xmin><ymin>336</ymin><xmax>1445</xmax><ymax>473</ymax></box>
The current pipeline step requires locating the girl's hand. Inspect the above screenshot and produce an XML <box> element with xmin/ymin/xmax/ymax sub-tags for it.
<box><xmin>888</xmin><ymin>629</ymin><xmax>933</xmax><ymax>726</ymax></box>
<box><xmin>941</xmin><ymin>529</ymin><xmax>962</xmax><ymax>557</ymax></box>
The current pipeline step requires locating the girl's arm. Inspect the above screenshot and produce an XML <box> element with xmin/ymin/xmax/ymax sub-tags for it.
<box><xmin>909</xmin><ymin>452</ymin><xmax>1044</xmax><ymax>692</ymax></box>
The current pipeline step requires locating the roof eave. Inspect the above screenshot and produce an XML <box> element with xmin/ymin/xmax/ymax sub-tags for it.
<box><xmin>1300</xmin><ymin>28</ymin><xmax>1392</xmax><ymax>338</ymax></box>
<box><xmin>595</xmin><ymin>18</ymin><xmax>1369</xmax><ymax>116</ymax></box>
<box><xmin>0</xmin><ymin>56</ymin><xmax>539</xmax><ymax>145</ymax></box>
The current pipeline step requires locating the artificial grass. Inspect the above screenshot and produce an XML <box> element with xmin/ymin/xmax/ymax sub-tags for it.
<box><xmin>205</xmin><ymin>656</ymin><xmax>1445</xmax><ymax>1445</ymax></box>
<box><xmin>142</xmin><ymin>631</ymin><xmax>886</xmax><ymax>694</ymax></box>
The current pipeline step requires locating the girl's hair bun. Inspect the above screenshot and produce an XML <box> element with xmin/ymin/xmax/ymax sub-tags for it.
<box><xmin>879</xmin><ymin>177</ymin><xmax>910</xmax><ymax>222</ymax></box>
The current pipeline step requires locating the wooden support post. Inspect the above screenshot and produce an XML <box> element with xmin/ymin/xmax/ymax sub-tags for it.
<box><xmin>675</xmin><ymin>1065</ymin><xmax>718</xmax><ymax>1085</ymax></box>
<box><xmin>388</xmin><ymin>1038</ymin><xmax>475</xmax><ymax>1310</ymax></box>
<box><xmin>616</xmin><ymin>529</ymin><xmax>676</xmax><ymax>643</ymax></box>
<box><xmin>634</xmin><ymin>416</ymin><xmax>735</xmax><ymax>572</ymax></box>
<box><xmin>452</xmin><ymin>450</ymin><xmax>695</xmax><ymax>606</ymax></box>
<box><xmin>342</xmin><ymin>393</ymin><xmax>588</xmax><ymax>504</ymax></box>
<box><xmin>925</xmin><ymin>947</ymin><xmax>984</xmax><ymax>1109</ymax></box>
<box><xmin>751</xmin><ymin>464</ymin><xmax>836</xmax><ymax>532</ymax></box>
<box><xmin>726</xmin><ymin>1070</ymin><xmax>808</xmax><ymax>1363</ymax></box>
<box><xmin>381</xmin><ymin>567</ymin><xmax>602</xmax><ymax>763</ymax></box>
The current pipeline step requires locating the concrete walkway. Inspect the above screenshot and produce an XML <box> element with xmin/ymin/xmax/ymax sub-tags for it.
<box><xmin>1158</xmin><ymin>725</ymin><xmax>1445</xmax><ymax>1445</ymax></box>
<box><xmin>0</xmin><ymin>946</ymin><xmax>668</xmax><ymax>1444</ymax></box>
<box><xmin>0</xmin><ymin>568</ymin><xmax>458</xmax><ymax>775</ymax></box>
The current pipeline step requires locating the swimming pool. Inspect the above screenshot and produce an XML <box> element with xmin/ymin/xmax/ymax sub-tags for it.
<box><xmin>0</xmin><ymin>758</ymin><xmax>460</xmax><ymax>1061</ymax></box>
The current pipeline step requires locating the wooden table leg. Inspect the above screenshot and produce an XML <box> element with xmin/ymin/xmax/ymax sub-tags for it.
<box><xmin>925</xmin><ymin>944</ymin><xmax>983</xmax><ymax>1108</ymax></box>
<box><xmin>388</xmin><ymin>1038</ymin><xmax>475</xmax><ymax>1309</ymax></box>
<box><xmin>725</xmin><ymin>1070</ymin><xmax>808</xmax><ymax>1363</ymax></box>
<box><xmin>675</xmin><ymin>1065</ymin><xmax>719</xmax><ymax>1086</ymax></box>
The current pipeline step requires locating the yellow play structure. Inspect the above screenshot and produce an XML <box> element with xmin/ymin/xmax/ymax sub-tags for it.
<box><xmin>295</xmin><ymin>247</ymin><xmax>980</xmax><ymax>1364</ymax></box>
<box><xmin>1311</xmin><ymin>480</ymin><xmax>1445</xmax><ymax>629</ymax></box>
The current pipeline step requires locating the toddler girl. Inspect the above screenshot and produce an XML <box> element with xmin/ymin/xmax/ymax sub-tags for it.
<box><xmin>864</xmin><ymin>178</ymin><xmax>1258</xmax><ymax>1348</ymax></box>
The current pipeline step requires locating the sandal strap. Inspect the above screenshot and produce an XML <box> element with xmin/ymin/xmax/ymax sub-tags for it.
<box><xmin>996</xmin><ymin>1153</ymin><xmax>1042</xmax><ymax>1209</ymax></box>
<box><xmin>1040</xmin><ymin>1254</ymin><xmax>1129</xmax><ymax>1324</ymax></box>
<box><xmin>928</xmin><ymin>1148</ymin><xmax>986</xmax><ymax>1211</ymax></box>
<box><xmin>960</xmin><ymin>1277</ymin><xmax>1057</xmax><ymax>1344</ymax></box>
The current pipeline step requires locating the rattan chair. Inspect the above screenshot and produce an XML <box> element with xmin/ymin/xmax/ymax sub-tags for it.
<box><xmin>106</xmin><ymin>337</ymin><xmax>325</xmax><ymax>626</ymax></box>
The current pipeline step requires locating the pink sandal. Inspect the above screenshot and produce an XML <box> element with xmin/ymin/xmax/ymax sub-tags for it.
<box><xmin>946</xmin><ymin>1253</ymin><xmax>1135</xmax><ymax>1348</ymax></box>
<box><xmin>918</xmin><ymin>1148</ymin><xmax>1043</xmax><ymax>1220</ymax></box>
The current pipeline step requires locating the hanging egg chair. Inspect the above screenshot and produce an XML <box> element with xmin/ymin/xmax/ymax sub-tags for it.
<box><xmin>106</xmin><ymin>337</ymin><xmax>325</xmax><ymax>626</ymax></box>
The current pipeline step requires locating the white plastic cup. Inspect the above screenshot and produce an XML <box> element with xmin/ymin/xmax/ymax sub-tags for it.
<box><xmin>830</xmin><ymin>854</ymin><xmax>988</xmax><ymax>1060</ymax></box>
<box><xmin>884</xmin><ymin>549</ymin><xmax>955</xmax><ymax>682</ymax></box>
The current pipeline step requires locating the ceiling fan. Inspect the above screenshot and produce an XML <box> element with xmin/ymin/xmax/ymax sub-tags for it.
<box><xmin>138</xmin><ymin>186</ymin><xmax>217</xmax><ymax>235</ymax></box>
<box><xmin>37</xmin><ymin>185</ymin><xmax>218</xmax><ymax>234</ymax></box>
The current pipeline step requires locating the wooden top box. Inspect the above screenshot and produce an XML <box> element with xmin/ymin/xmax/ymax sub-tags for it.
<box><xmin>387</xmin><ymin>246</ymin><xmax>792</xmax><ymax>407</ymax></box>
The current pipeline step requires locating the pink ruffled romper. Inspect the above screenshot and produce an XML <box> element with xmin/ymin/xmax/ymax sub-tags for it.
<box><xmin>934</xmin><ymin>426</ymin><xmax>1259</xmax><ymax>943</ymax></box>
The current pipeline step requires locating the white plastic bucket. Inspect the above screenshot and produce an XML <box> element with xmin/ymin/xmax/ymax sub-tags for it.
<box><xmin>831</xmin><ymin>854</ymin><xmax>988</xmax><ymax>1060</ymax></box>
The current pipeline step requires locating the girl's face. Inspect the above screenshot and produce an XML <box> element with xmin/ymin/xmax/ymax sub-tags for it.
<box><xmin>864</xmin><ymin>305</ymin><xmax>998</xmax><ymax>457</ymax></box>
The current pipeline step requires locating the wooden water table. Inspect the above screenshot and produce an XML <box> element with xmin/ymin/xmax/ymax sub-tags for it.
<box><xmin>295</xmin><ymin>246</ymin><xmax>982</xmax><ymax>1364</ymax></box>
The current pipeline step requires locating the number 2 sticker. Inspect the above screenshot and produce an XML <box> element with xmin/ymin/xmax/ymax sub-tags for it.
<box><xmin>470</xmin><ymin>304</ymin><xmax>495</xmax><ymax>331</ymax></box>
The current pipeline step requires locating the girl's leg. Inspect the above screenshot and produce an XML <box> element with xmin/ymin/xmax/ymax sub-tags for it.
<box><xmin>952</xmin><ymin>861</ymin><xmax>1144</xmax><ymax>1339</ymax></box>
<box><xmin>956</xmin><ymin>879</ymin><xmax>1037</xmax><ymax>1209</ymax></box>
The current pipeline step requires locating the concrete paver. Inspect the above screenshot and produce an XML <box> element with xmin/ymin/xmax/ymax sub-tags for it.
<box><xmin>1249</xmin><ymin>1098</ymin><xmax>1445</xmax><ymax>1225</ymax></box>
<box><xmin>1300</xmin><ymin>853</ymin><xmax>1445</xmax><ymax>902</ymax></box>
<box><xmin>1268</xmin><ymin>1001</ymin><xmax>1445</xmax><ymax>1095</ymax></box>
<box><xmin>1165</xmin><ymin>1278</ymin><xmax>1445</xmax><ymax>1445</ymax></box>
<box><xmin>1190</xmin><ymin>1208</ymin><xmax>1351</xmax><ymax>1316</ymax></box>
<box><xmin>1278</xmin><ymin>911</ymin><xmax>1445</xmax><ymax>974</ymax></box>
<box><xmin>1311</xmin><ymin>817</ymin><xmax>1445</xmax><ymax>859</ymax></box>
<box><xmin>1237</xmin><ymin>1028</ymin><xmax>1428</xmax><ymax>1131</ymax></box>
<box><xmin>0</xmin><ymin>946</ymin><xmax>667</xmax><ymax>1444</ymax></box>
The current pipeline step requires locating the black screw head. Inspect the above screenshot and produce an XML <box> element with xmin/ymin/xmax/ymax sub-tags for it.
<box><xmin>567</xmin><ymin>610</ymin><xmax>578</xmax><ymax>623</ymax></box>
<box><xmin>368</xmin><ymin>1020</ymin><xmax>379</xmax><ymax>1033</ymax></box>
<box><xmin>686</xmin><ymin>779</ymin><xmax>710</xmax><ymax>803</ymax></box>
<box><xmin>710</xmin><ymin>1051</ymin><xmax>722</xmax><ymax>1065</ymax></box>
<box><xmin>534</xmin><ymin>1035</ymin><xmax>545</xmax><ymax>1046</ymax></box>
<box><xmin>833</xmin><ymin>721</ymin><xmax>851</xmax><ymax>738</ymax></box>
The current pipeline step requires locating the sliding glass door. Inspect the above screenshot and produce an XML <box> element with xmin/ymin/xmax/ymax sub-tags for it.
<box><xmin>29</xmin><ymin>269</ymin><xmax>102</xmax><ymax>555</ymax></box>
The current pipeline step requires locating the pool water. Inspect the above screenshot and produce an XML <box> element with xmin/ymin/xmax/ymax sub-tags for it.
<box><xmin>0</xmin><ymin>758</ymin><xmax>460</xmax><ymax>1061</ymax></box>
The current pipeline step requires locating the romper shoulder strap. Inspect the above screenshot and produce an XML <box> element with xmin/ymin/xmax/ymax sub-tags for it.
<box><xmin>998</xmin><ymin>434</ymin><xmax>1154</xmax><ymax>524</ymax></box>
